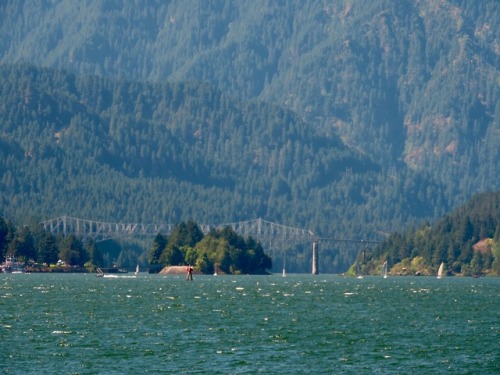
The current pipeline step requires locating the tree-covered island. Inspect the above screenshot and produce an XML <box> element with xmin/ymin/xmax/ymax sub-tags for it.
<box><xmin>149</xmin><ymin>221</ymin><xmax>272</xmax><ymax>275</ymax></box>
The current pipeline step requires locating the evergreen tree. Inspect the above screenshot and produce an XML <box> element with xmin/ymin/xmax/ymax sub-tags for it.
<box><xmin>36</xmin><ymin>231</ymin><xmax>58</xmax><ymax>265</ymax></box>
<box><xmin>86</xmin><ymin>239</ymin><xmax>104</xmax><ymax>267</ymax></box>
<box><xmin>58</xmin><ymin>235</ymin><xmax>89</xmax><ymax>266</ymax></box>
<box><xmin>8</xmin><ymin>226</ymin><xmax>36</xmax><ymax>261</ymax></box>
<box><xmin>0</xmin><ymin>217</ymin><xmax>10</xmax><ymax>260</ymax></box>
<box><xmin>149</xmin><ymin>233</ymin><xmax>166</xmax><ymax>266</ymax></box>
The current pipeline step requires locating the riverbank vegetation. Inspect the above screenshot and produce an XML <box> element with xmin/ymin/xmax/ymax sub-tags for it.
<box><xmin>0</xmin><ymin>216</ymin><xmax>102</xmax><ymax>271</ymax></box>
<box><xmin>0</xmin><ymin>192</ymin><xmax>498</xmax><ymax>275</ymax></box>
<box><xmin>357</xmin><ymin>192</ymin><xmax>500</xmax><ymax>277</ymax></box>
<box><xmin>0</xmin><ymin>215</ymin><xmax>271</xmax><ymax>274</ymax></box>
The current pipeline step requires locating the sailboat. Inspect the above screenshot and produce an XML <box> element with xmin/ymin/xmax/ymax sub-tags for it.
<box><xmin>282</xmin><ymin>259</ymin><xmax>286</xmax><ymax>277</ymax></box>
<box><xmin>135</xmin><ymin>264</ymin><xmax>140</xmax><ymax>275</ymax></box>
<box><xmin>437</xmin><ymin>262</ymin><xmax>445</xmax><ymax>279</ymax></box>
<box><xmin>356</xmin><ymin>262</ymin><xmax>363</xmax><ymax>279</ymax></box>
<box><xmin>382</xmin><ymin>261</ymin><xmax>388</xmax><ymax>279</ymax></box>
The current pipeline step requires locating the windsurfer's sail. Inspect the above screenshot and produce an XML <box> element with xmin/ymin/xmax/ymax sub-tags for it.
<box><xmin>356</xmin><ymin>262</ymin><xmax>363</xmax><ymax>279</ymax></box>
<box><xmin>437</xmin><ymin>262</ymin><xmax>445</xmax><ymax>279</ymax></box>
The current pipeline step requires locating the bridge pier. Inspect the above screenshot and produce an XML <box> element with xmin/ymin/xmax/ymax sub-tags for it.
<box><xmin>312</xmin><ymin>241</ymin><xmax>319</xmax><ymax>275</ymax></box>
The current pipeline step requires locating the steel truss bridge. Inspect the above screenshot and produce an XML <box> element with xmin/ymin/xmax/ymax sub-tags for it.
<box><xmin>41</xmin><ymin>216</ymin><xmax>380</xmax><ymax>255</ymax></box>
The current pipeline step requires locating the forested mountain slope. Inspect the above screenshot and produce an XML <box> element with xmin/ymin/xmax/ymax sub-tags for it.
<box><xmin>362</xmin><ymin>191</ymin><xmax>500</xmax><ymax>276</ymax></box>
<box><xmin>0</xmin><ymin>64</ymin><xmax>442</xmax><ymax>240</ymax></box>
<box><xmin>1</xmin><ymin>0</ymin><xmax>498</xmax><ymax>206</ymax></box>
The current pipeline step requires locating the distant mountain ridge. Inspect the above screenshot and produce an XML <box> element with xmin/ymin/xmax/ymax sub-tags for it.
<box><xmin>0</xmin><ymin>64</ymin><xmax>443</xmax><ymax>235</ymax></box>
<box><xmin>1</xmin><ymin>0</ymin><xmax>497</xmax><ymax>202</ymax></box>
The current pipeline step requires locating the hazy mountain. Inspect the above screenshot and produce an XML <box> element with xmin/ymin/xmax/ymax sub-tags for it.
<box><xmin>0</xmin><ymin>1</ymin><xmax>498</xmax><ymax>271</ymax></box>
<box><xmin>0</xmin><ymin>64</ymin><xmax>436</xmax><ymax>232</ymax></box>
<box><xmin>2</xmin><ymin>1</ymin><xmax>497</xmax><ymax>200</ymax></box>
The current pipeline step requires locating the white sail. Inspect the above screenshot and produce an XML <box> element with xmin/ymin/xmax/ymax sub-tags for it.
<box><xmin>356</xmin><ymin>262</ymin><xmax>363</xmax><ymax>279</ymax></box>
<box><xmin>135</xmin><ymin>264</ymin><xmax>139</xmax><ymax>275</ymax></box>
<box><xmin>383</xmin><ymin>261</ymin><xmax>388</xmax><ymax>278</ymax></box>
<box><xmin>437</xmin><ymin>262</ymin><xmax>444</xmax><ymax>279</ymax></box>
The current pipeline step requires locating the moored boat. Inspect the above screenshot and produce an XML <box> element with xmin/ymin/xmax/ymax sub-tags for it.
<box><xmin>1</xmin><ymin>256</ymin><xmax>25</xmax><ymax>273</ymax></box>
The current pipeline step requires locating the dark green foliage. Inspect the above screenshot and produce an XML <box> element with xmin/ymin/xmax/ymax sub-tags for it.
<box><xmin>159</xmin><ymin>222</ymin><xmax>205</xmax><ymax>266</ymax></box>
<box><xmin>86</xmin><ymin>239</ymin><xmax>104</xmax><ymax>268</ymax></box>
<box><xmin>0</xmin><ymin>64</ymin><xmax>450</xmax><ymax>241</ymax></box>
<box><xmin>168</xmin><ymin>221</ymin><xmax>205</xmax><ymax>249</ymax></box>
<box><xmin>203</xmin><ymin>226</ymin><xmax>272</xmax><ymax>274</ymax></box>
<box><xmin>0</xmin><ymin>214</ymin><xmax>139</xmax><ymax>270</ymax></box>
<box><xmin>150</xmin><ymin>222</ymin><xmax>272</xmax><ymax>274</ymax></box>
<box><xmin>0</xmin><ymin>217</ymin><xmax>12</xmax><ymax>260</ymax></box>
<box><xmin>7</xmin><ymin>226</ymin><xmax>36</xmax><ymax>261</ymax></box>
<box><xmin>95</xmin><ymin>238</ymin><xmax>137</xmax><ymax>269</ymax></box>
<box><xmin>58</xmin><ymin>235</ymin><xmax>89</xmax><ymax>267</ymax></box>
<box><xmin>367</xmin><ymin>192</ymin><xmax>500</xmax><ymax>275</ymax></box>
<box><xmin>149</xmin><ymin>234</ymin><xmax>166</xmax><ymax>266</ymax></box>
<box><xmin>0</xmin><ymin>1</ymin><xmax>496</xmax><ymax>201</ymax></box>
<box><xmin>0</xmin><ymin>216</ymin><xmax>53</xmax><ymax>264</ymax></box>
<box><xmin>37</xmin><ymin>232</ymin><xmax>58</xmax><ymax>265</ymax></box>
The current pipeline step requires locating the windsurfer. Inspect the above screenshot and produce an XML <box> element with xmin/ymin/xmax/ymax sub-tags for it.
<box><xmin>186</xmin><ymin>264</ymin><xmax>193</xmax><ymax>281</ymax></box>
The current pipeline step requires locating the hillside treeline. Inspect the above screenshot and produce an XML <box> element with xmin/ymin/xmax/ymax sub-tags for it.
<box><xmin>361</xmin><ymin>192</ymin><xmax>500</xmax><ymax>276</ymax></box>
<box><xmin>148</xmin><ymin>221</ymin><xmax>272</xmax><ymax>275</ymax></box>
<box><xmin>0</xmin><ymin>214</ymin><xmax>271</xmax><ymax>274</ymax></box>
<box><xmin>2</xmin><ymin>0</ymin><xmax>498</xmax><ymax>207</ymax></box>
<box><xmin>0</xmin><ymin>65</ymin><xmax>443</xmax><ymax>243</ymax></box>
<box><xmin>0</xmin><ymin>216</ymin><xmax>101</xmax><ymax>269</ymax></box>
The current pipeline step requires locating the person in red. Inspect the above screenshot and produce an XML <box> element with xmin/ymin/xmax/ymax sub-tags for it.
<box><xmin>186</xmin><ymin>264</ymin><xmax>193</xmax><ymax>281</ymax></box>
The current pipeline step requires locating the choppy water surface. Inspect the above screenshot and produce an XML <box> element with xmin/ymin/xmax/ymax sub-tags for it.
<box><xmin>0</xmin><ymin>274</ymin><xmax>498</xmax><ymax>374</ymax></box>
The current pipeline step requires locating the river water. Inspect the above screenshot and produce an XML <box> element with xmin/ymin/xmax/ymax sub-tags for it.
<box><xmin>0</xmin><ymin>273</ymin><xmax>498</xmax><ymax>374</ymax></box>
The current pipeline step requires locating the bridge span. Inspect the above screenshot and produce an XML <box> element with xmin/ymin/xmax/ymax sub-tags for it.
<box><xmin>41</xmin><ymin>216</ymin><xmax>380</xmax><ymax>256</ymax></box>
<box><xmin>40</xmin><ymin>216</ymin><xmax>318</xmax><ymax>250</ymax></box>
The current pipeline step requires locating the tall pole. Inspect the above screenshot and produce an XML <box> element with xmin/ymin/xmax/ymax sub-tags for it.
<box><xmin>312</xmin><ymin>241</ymin><xmax>319</xmax><ymax>275</ymax></box>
